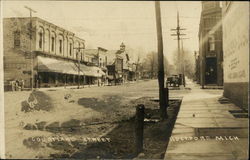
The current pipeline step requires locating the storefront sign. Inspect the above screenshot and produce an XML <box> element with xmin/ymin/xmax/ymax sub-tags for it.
<box><xmin>223</xmin><ymin>2</ymin><xmax>249</xmax><ymax>83</ymax></box>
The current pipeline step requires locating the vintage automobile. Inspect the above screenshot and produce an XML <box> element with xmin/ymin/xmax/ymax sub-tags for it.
<box><xmin>166</xmin><ymin>75</ymin><xmax>180</xmax><ymax>87</ymax></box>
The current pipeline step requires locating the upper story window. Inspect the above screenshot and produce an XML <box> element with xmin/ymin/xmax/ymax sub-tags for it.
<box><xmin>59</xmin><ymin>39</ymin><xmax>62</xmax><ymax>54</ymax></box>
<box><xmin>13</xmin><ymin>31</ymin><xmax>20</xmax><ymax>48</ymax></box>
<box><xmin>208</xmin><ymin>35</ymin><xmax>215</xmax><ymax>51</ymax></box>
<box><xmin>69</xmin><ymin>43</ymin><xmax>72</xmax><ymax>56</ymax></box>
<box><xmin>51</xmin><ymin>37</ymin><xmax>55</xmax><ymax>52</ymax></box>
<box><xmin>39</xmin><ymin>32</ymin><xmax>43</xmax><ymax>49</ymax></box>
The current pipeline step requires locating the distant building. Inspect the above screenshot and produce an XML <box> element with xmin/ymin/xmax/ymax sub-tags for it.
<box><xmin>83</xmin><ymin>47</ymin><xmax>108</xmax><ymax>85</ymax></box>
<box><xmin>106</xmin><ymin>43</ymin><xmax>135</xmax><ymax>85</ymax></box>
<box><xmin>222</xmin><ymin>2</ymin><xmax>249</xmax><ymax>110</ymax></box>
<box><xmin>3</xmin><ymin>17</ymin><xmax>104</xmax><ymax>90</ymax></box>
<box><xmin>198</xmin><ymin>1</ymin><xmax>223</xmax><ymax>87</ymax></box>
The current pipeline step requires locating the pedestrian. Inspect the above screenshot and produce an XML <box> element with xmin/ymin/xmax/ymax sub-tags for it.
<box><xmin>15</xmin><ymin>79</ymin><xmax>20</xmax><ymax>91</ymax></box>
<box><xmin>11</xmin><ymin>80</ymin><xmax>16</xmax><ymax>91</ymax></box>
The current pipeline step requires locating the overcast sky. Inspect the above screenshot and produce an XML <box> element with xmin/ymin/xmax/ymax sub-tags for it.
<box><xmin>2</xmin><ymin>1</ymin><xmax>201</xmax><ymax>64</ymax></box>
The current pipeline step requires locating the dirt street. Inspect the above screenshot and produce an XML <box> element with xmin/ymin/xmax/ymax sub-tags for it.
<box><xmin>4</xmin><ymin>79</ymin><xmax>190</xmax><ymax>159</ymax></box>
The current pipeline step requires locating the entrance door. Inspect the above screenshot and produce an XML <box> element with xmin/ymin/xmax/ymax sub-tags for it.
<box><xmin>205</xmin><ymin>57</ymin><xmax>217</xmax><ymax>84</ymax></box>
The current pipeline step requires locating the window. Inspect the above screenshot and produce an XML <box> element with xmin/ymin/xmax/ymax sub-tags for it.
<box><xmin>39</xmin><ymin>32</ymin><xmax>43</xmax><ymax>49</ymax></box>
<box><xmin>14</xmin><ymin>31</ymin><xmax>20</xmax><ymax>48</ymax></box>
<box><xmin>59</xmin><ymin>39</ymin><xmax>62</xmax><ymax>54</ymax></box>
<box><xmin>208</xmin><ymin>35</ymin><xmax>215</xmax><ymax>51</ymax></box>
<box><xmin>51</xmin><ymin>37</ymin><xmax>55</xmax><ymax>52</ymax></box>
<box><xmin>69</xmin><ymin>43</ymin><xmax>72</xmax><ymax>56</ymax></box>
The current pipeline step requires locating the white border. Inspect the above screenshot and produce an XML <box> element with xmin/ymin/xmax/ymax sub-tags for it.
<box><xmin>0</xmin><ymin>0</ymin><xmax>5</xmax><ymax>158</ymax></box>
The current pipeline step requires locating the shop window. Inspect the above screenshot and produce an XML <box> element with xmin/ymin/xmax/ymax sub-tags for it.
<box><xmin>14</xmin><ymin>31</ymin><xmax>20</xmax><ymax>48</ymax></box>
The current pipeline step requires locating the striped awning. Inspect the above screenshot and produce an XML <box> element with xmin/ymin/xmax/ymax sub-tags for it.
<box><xmin>37</xmin><ymin>56</ymin><xmax>105</xmax><ymax>77</ymax></box>
<box><xmin>37</xmin><ymin>56</ymin><xmax>78</xmax><ymax>75</ymax></box>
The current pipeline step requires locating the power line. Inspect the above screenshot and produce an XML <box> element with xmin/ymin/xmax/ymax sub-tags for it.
<box><xmin>170</xmin><ymin>12</ymin><xmax>187</xmax><ymax>75</ymax></box>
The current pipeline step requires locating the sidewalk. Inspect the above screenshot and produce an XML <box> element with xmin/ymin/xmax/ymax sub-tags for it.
<box><xmin>164</xmin><ymin>79</ymin><xmax>249</xmax><ymax>160</ymax></box>
<box><xmin>29</xmin><ymin>81</ymin><xmax>140</xmax><ymax>91</ymax></box>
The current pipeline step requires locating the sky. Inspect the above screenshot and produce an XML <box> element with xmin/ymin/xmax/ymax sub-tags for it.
<box><xmin>2</xmin><ymin>1</ymin><xmax>201</xmax><ymax>64</ymax></box>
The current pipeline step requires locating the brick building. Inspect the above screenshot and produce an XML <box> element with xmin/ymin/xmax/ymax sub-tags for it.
<box><xmin>3</xmin><ymin>17</ymin><xmax>104</xmax><ymax>90</ymax></box>
<box><xmin>198</xmin><ymin>1</ymin><xmax>223</xmax><ymax>87</ymax></box>
<box><xmin>221</xmin><ymin>2</ymin><xmax>249</xmax><ymax>110</ymax></box>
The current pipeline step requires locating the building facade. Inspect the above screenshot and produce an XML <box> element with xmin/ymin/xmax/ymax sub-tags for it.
<box><xmin>83</xmin><ymin>47</ymin><xmax>108</xmax><ymax>85</ymax></box>
<box><xmin>106</xmin><ymin>43</ymin><xmax>135</xmax><ymax>85</ymax></box>
<box><xmin>3</xmin><ymin>17</ymin><xmax>104</xmax><ymax>90</ymax></box>
<box><xmin>222</xmin><ymin>2</ymin><xmax>249</xmax><ymax>110</ymax></box>
<box><xmin>198</xmin><ymin>1</ymin><xmax>223</xmax><ymax>87</ymax></box>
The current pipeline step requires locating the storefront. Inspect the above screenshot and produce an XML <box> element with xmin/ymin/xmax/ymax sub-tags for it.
<box><xmin>36</xmin><ymin>56</ymin><xmax>105</xmax><ymax>88</ymax></box>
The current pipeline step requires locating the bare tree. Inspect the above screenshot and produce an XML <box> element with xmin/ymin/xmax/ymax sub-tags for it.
<box><xmin>141</xmin><ymin>52</ymin><xmax>174</xmax><ymax>79</ymax></box>
<box><xmin>173</xmin><ymin>48</ymin><xmax>195</xmax><ymax>79</ymax></box>
<box><xmin>141</xmin><ymin>51</ymin><xmax>157</xmax><ymax>79</ymax></box>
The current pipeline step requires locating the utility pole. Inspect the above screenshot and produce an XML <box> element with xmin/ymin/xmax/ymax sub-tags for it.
<box><xmin>24</xmin><ymin>6</ymin><xmax>36</xmax><ymax>91</ymax></box>
<box><xmin>155</xmin><ymin>1</ymin><xmax>167</xmax><ymax>120</ymax></box>
<box><xmin>171</xmin><ymin>12</ymin><xmax>186</xmax><ymax>86</ymax></box>
<box><xmin>180</xmin><ymin>38</ymin><xmax>189</xmax><ymax>87</ymax></box>
<box><xmin>73</xmin><ymin>47</ymin><xmax>85</xmax><ymax>89</ymax></box>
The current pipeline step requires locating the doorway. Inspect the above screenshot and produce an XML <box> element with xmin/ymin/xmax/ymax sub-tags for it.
<box><xmin>205</xmin><ymin>57</ymin><xmax>217</xmax><ymax>84</ymax></box>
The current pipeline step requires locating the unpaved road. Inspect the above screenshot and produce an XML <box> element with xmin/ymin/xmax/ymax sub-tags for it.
<box><xmin>4</xmin><ymin>79</ymin><xmax>190</xmax><ymax>159</ymax></box>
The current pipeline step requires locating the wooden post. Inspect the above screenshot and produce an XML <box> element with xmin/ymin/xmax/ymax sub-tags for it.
<box><xmin>155</xmin><ymin>1</ymin><xmax>167</xmax><ymax>120</ymax></box>
<box><xmin>135</xmin><ymin>104</ymin><xmax>145</xmax><ymax>154</ymax></box>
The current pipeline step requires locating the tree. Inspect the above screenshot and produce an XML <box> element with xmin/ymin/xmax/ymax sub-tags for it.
<box><xmin>173</xmin><ymin>48</ymin><xmax>195</xmax><ymax>80</ymax></box>
<box><xmin>164</xmin><ymin>56</ymin><xmax>176</xmax><ymax>76</ymax></box>
<box><xmin>140</xmin><ymin>52</ymin><xmax>174</xmax><ymax>79</ymax></box>
<box><xmin>141</xmin><ymin>51</ymin><xmax>158</xmax><ymax>79</ymax></box>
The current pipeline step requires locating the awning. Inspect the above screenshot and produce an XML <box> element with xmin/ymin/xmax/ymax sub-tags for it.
<box><xmin>37</xmin><ymin>56</ymin><xmax>106</xmax><ymax>77</ymax></box>
<box><xmin>37</xmin><ymin>56</ymin><xmax>78</xmax><ymax>75</ymax></box>
<box><xmin>79</xmin><ymin>65</ymin><xmax>105</xmax><ymax>77</ymax></box>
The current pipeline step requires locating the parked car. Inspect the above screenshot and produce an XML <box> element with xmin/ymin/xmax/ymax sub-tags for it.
<box><xmin>166</xmin><ymin>75</ymin><xmax>180</xmax><ymax>87</ymax></box>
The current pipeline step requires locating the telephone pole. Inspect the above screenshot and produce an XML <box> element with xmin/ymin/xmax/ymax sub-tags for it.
<box><xmin>24</xmin><ymin>6</ymin><xmax>36</xmax><ymax>91</ymax></box>
<box><xmin>171</xmin><ymin>11</ymin><xmax>186</xmax><ymax>86</ymax></box>
<box><xmin>73</xmin><ymin>47</ymin><xmax>85</xmax><ymax>89</ymax></box>
<box><xmin>155</xmin><ymin>1</ymin><xmax>167</xmax><ymax>120</ymax></box>
<box><xmin>180</xmin><ymin>38</ymin><xmax>189</xmax><ymax>87</ymax></box>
